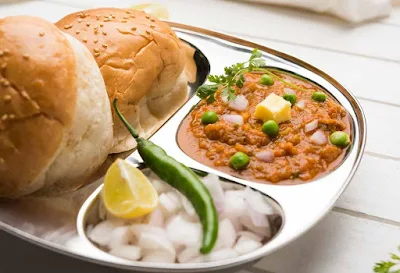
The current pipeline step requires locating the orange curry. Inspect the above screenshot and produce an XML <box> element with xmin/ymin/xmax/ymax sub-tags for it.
<box><xmin>178</xmin><ymin>72</ymin><xmax>351</xmax><ymax>184</ymax></box>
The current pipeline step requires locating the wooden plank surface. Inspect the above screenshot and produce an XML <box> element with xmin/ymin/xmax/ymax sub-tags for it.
<box><xmin>0</xmin><ymin>1</ymin><xmax>399</xmax><ymax>272</ymax></box>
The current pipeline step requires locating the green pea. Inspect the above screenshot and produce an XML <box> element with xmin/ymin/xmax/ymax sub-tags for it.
<box><xmin>201</xmin><ymin>111</ymin><xmax>219</xmax><ymax>125</ymax></box>
<box><xmin>283</xmin><ymin>94</ymin><xmax>296</xmax><ymax>105</ymax></box>
<box><xmin>262</xmin><ymin>120</ymin><xmax>279</xmax><ymax>137</ymax></box>
<box><xmin>259</xmin><ymin>74</ymin><xmax>274</xmax><ymax>86</ymax></box>
<box><xmin>312</xmin><ymin>91</ymin><xmax>326</xmax><ymax>102</ymax></box>
<box><xmin>229</xmin><ymin>152</ymin><xmax>250</xmax><ymax>170</ymax></box>
<box><xmin>329</xmin><ymin>131</ymin><xmax>350</xmax><ymax>147</ymax></box>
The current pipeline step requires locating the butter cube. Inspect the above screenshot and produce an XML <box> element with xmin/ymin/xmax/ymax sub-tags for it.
<box><xmin>254</xmin><ymin>93</ymin><xmax>291</xmax><ymax>124</ymax></box>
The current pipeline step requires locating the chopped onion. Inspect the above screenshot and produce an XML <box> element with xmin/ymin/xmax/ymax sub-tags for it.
<box><xmin>166</xmin><ymin>215</ymin><xmax>202</xmax><ymax>247</ymax></box>
<box><xmin>131</xmin><ymin>224</ymin><xmax>166</xmax><ymax>238</ymax></box>
<box><xmin>234</xmin><ymin>236</ymin><xmax>262</xmax><ymax>255</ymax></box>
<box><xmin>138</xmin><ymin>232</ymin><xmax>175</xmax><ymax>255</ymax></box>
<box><xmin>240</xmin><ymin>215</ymin><xmax>271</xmax><ymax>238</ymax></box>
<box><xmin>296</xmin><ymin>100</ymin><xmax>305</xmax><ymax>110</ymax></box>
<box><xmin>177</xmin><ymin>247</ymin><xmax>201</xmax><ymax>263</ymax></box>
<box><xmin>148</xmin><ymin>208</ymin><xmax>164</xmax><ymax>227</ymax></box>
<box><xmin>89</xmin><ymin>220</ymin><xmax>124</xmax><ymax>247</ymax></box>
<box><xmin>159</xmin><ymin>191</ymin><xmax>182</xmax><ymax>214</ymax></box>
<box><xmin>108</xmin><ymin>226</ymin><xmax>133</xmax><ymax>249</ymax></box>
<box><xmin>142</xmin><ymin>250</ymin><xmax>175</xmax><ymax>263</ymax></box>
<box><xmin>214</xmin><ymin>219</ymin><xmax>237</xmax><ymax>249</ymax></box>
<box><xmin>109</xmin><ymin>245</ymin><xmax>141</xmax><ymax>261</ymax></box>
<box><xmin>201</xmin><ymin>175</ymin><xmax>224</xmax><ymax>214</ymax></box>
<box><xmin>228</xmin><ymin>95</ymin><xmax>248</xmax><ymax>111</ymax></box>
<box><xmin>304</xmin><ymin>120</ymin><xmax>318</xmax><ymax>133</ymax></box>
<box><xmin>179</xmin><ymin>193</ymin><xmax>197</xmax><ymax>219</ymax></box>
<box><xmin>237</xmin><ymin>231</ymin><xmax>263</xmax><ymax>242</ymax></box>
<box><xmin>222</xmin><ymin>114</ymin><xmax>243</xmax><ymax>126</ymax></box>
<box><xmin>244</xmin><ymin>187</ymin><xmax>275</xmax><ymax>215</ymax></box>
<box><xmin>205</xmin><ymin>248</ymin><xmax>238</xmax><ymax>262</ymax></box>
<box><xmin>221</xmin><ymin>95</ymin><xmax>228</xmax><ymax>104</ymax></box>
<box><xmin>255</xmin><ymin>150</ymin><xmax>275</xmax><ymax>163</ymax></box>
<box><xmin>222</xmin><ymin>191</ymin><xmax>247</xmax><ymax>220</ymax></box>
<box><xmin>310</xmin><ymin>130</ymin><xmax>327</xmax><ymax>145</ymax></box>
<box><xmin>284</xmin><ymin>87</ymin><xmax>295</xmax><ymax>95</ymax></box>
<box><xmin>248</xmin><ymin>203</ymin><xmax>269</xmax><ymax>227</ymax></box>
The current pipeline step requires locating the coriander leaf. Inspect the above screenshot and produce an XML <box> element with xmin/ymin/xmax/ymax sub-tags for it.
<box><xmin>221</xmin><ymin>87</ymin><xmax>229</xmax><ymax>97</ymax></box>
<box><xmin>251</xmin><ymin>58</ymin><xmax>266</xmax><ymax>68</ymax></box>
<box><xmin>251</xmin><ymin>48</ymin><xmax>262</xmax><ymax>59</ymax></box>
<box><xmin>391</xmin><ymin>254</ymin><xmax>400</xmax><ymax>261</ymax></box>
<box><xmin>374</xmin><ymin>261</ymin><xmax>395</xmax><ymax>273</ymax></box>
<box><xmin>228</xmin><ymin>88</ymin><xmax>236</xmax><ymax>101</ymax></box>
<box><xmin>206</xmin><ymin>95</ymin><xmax>216</xmax><ymax>104</ymax></box>
<box><xmin>236</xmin><ymin>74</ymin><xmax>245</xmax><ymax>88</ymax></box>
<box><xmin>196</xmin><ymin>84</ymin><xmax>218</xmax><ymax>101</ymax></box>
<box><xmin>207</xmin><ymin>75</ymin><xmax>223</xmax><ymax>83</ymax></box>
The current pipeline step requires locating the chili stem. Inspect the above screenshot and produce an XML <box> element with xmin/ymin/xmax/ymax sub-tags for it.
<box><xmin>113</xmin><ymin>98</ymin><xmax>139</xmax><ymax>139</ymax></box>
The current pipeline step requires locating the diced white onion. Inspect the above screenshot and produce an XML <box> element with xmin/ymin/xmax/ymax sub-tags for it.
<box><xmin>142</xmin><ymin>250</ymin><xmax>175</xmax><ymax>263</ymax></box>
<box><xmin>248</xmin><ymin>203</ymin><xmax>270</xmax><ymax>227</ymax></box>
<box><xmin>205</xmin><ymin>248</ymin><xmax>238</xmax><ymax>262</ymax></box>
<box><xmin>310</xmin><ymin>130</ymin><xmax>327</xmax><ymax>145</ymax></box>
<box><xmin>214</xmin><ymin>219</ymin><xmax>237</xmax><ymax>249</ymax></box>
<box><xmin>228</xmin><ymin>95</ymin><xmax>249</xmax><ymax>111</ymax></box>
<box><xmin>283</xmin><ymin>87</ymin><xmax>295</xmax><ymax>95</ymax></box>
<box><xmin>201</xmin><ymin>174</ymin><xmax>225</xmax><ymax>214</ymax></box>
<box><xmin>222</xmin><ymin>191</ymin><xmax>247</xmax><ymax>220</ymax></box>
<box><xmin>304</xmin><ymin>120</ymin><xmax>318</xmax><ymax>133</ymax></box>
<box><xmin>166</xmin><ymin>215</ymin><xmax>202</xmax><ymax>247</ymax></box>
<box><xmin>131</xmin><ymin>224</ymin><xmax>166</xmax><ymax>238</ymax></box>
<box><xmin>296</xmin><ymin>100</ymin><xmax>305</xmax><ymax>110</ymax></box>
<box><xmin>108</xmin><ymin>226</ymin><xmax>133</xmax><ymax>250</ymax></box>
<box><xmin>148</xmin><ymin>207</ymin><xmax>164</xmax><ymax>227</ymax></box>
<box><xmin>109</xmin><ymin>245</ymin><xmax>141</xmax><ymax>261</ymax></box>
<box><xmin>244</xmin><ymin>187</ymin><xmax>275</xmax><ymax>215</ymax></box>
<box><xmin>255</xmin><ymin>150</ymin><xmax>275</xmax><ymax>163</ymax></box>
<box><xmin>177</xmin><ymin>247</ymin><xmax>201</xmax><ymax>263</ymax></box>
<box><xmin>89</xmin><ymin>220</ymin><xmax>124</xmax><ymax>247</ymax></box>
<box><xmin>179</xmin><ymin>193</ymin><xmax>197</xmax><ymax>219</ymax></box>
<box><xmin>138</xmin><ymin>232</ymin><xmax>176</xmax><ymax>255</ymax></box>
<box><xmin>221</xmin><ymin>114</ymin><xmax>243</xmax><ymax>126</ymax></box>
<box><xmin>237</xmin><ymin>231</ymin><xmax>263</xmax><ymax>242</ymax></box>
<box><xmin>234</xmin><ymin>236</ymin><xmax>263</xmax><ymax>255</ymax></box>
<box><xmin>240</xmin><ymin>215</ymin><xmax>271</xmax><ymax>239</ymax></box>
<box><xmin>159</xmin><ymin>191</ymin><xmax>182</xmax><ymax>214</ymax></box>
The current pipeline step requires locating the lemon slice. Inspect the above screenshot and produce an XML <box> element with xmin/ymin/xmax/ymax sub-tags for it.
<box><xmin>131</xmin><ymin>3</ymin><xmax>169</xmax><ymax>19</ymax></box>
<box><xmin>103</xmin><ymin>159</ymin><xmax>158</xmax><ymax>219</ymax></box>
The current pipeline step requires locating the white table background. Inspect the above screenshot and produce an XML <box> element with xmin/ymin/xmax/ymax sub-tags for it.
<box><xmin>0</xmin><ymin>0</ymin><xmax>399</xmax><ymax>272</ymax></box>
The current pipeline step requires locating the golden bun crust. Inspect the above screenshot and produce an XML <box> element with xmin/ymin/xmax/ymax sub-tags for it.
<box><xmin>0</xmin><ymin>16</ymin><xmax>77</xmax><ymax>197</ymax></box>
<box><xmin>56</xmin><ymin>8</ymin><xmax>187</xmax><ymax>152</ymax></box>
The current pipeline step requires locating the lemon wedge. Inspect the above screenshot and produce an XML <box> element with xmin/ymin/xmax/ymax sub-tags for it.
<box><xmin>131</xmin><ymin>3</ymin><xmax>169</xmax><ymax>19</ymax></box>
<box><xmin>103</xmin><ymin>159</ymin><xmax>158</xmax><ymax>219</ymax></box>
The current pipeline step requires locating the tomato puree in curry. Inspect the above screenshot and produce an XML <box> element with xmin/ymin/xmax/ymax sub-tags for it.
<box><xmin>178</xmin><ymin>72</ymin><xmax>351</xmax><ymax>184</ymax></box>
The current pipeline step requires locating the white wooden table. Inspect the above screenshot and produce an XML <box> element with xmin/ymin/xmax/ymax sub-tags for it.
<box><xmin>0</xmin><ymin>1</ymin><xmax>399</xmax><ymax>272</ymax></box>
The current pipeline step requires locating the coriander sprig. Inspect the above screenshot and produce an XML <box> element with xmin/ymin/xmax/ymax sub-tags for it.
<box><xmin>196</xmin><ymin>48</ymin><xmax>308</xmax><ymax>103</ymax></box>
<box><xmin>374</xmin><ymin>246</ymin><xmax>400</xmax><ymax>273</ymax></box>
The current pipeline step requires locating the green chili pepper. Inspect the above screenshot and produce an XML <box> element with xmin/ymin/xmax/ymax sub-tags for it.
<box><xmin>113</xmin><ymin>98</ymin><xmax>218</xmax><ymax>254</ymax></box>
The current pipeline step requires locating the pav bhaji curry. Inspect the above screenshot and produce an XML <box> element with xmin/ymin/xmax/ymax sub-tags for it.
<box><xmin>178</xmin><ymin>49</ymin><xmax>351</xmax><ymax>184</ymax></box>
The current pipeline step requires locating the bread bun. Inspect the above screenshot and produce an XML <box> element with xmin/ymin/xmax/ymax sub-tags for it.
<box><xmin>56</xmin><ymin>8</ymin><xmax>188</xmax><ymax>153</ymax></box>
<box><xmin>0</xmin><ymin>16</ymin><xmax>113</xmax><ymax>198</ymax></box>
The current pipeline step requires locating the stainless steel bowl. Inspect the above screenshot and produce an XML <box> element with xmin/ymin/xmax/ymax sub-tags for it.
<box><xmin>0</xmin><ymin>23</ymin><xmax>366</xmax><ymax>272</ymax></box>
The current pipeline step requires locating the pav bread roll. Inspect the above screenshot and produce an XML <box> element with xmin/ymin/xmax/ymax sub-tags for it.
<box><xmin>56</xmin><ymin>8</ymin><xmax>188</xmax><ymax>153</ymax></box>
<box><xmin>0</xmin><ymin>16</ymin><xmax>113</xmax><ymax>198</ymax></box>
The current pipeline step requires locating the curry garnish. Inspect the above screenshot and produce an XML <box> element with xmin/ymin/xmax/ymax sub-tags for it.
<box><xmin>374</xmin><ymin>246</ymin><xmax>400</xmax><ymax>273</ymax></box>
<box><xmin>196</xmin><ymin>48</ymin><xmax>308</xmax><ymax>103</ymax></box>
